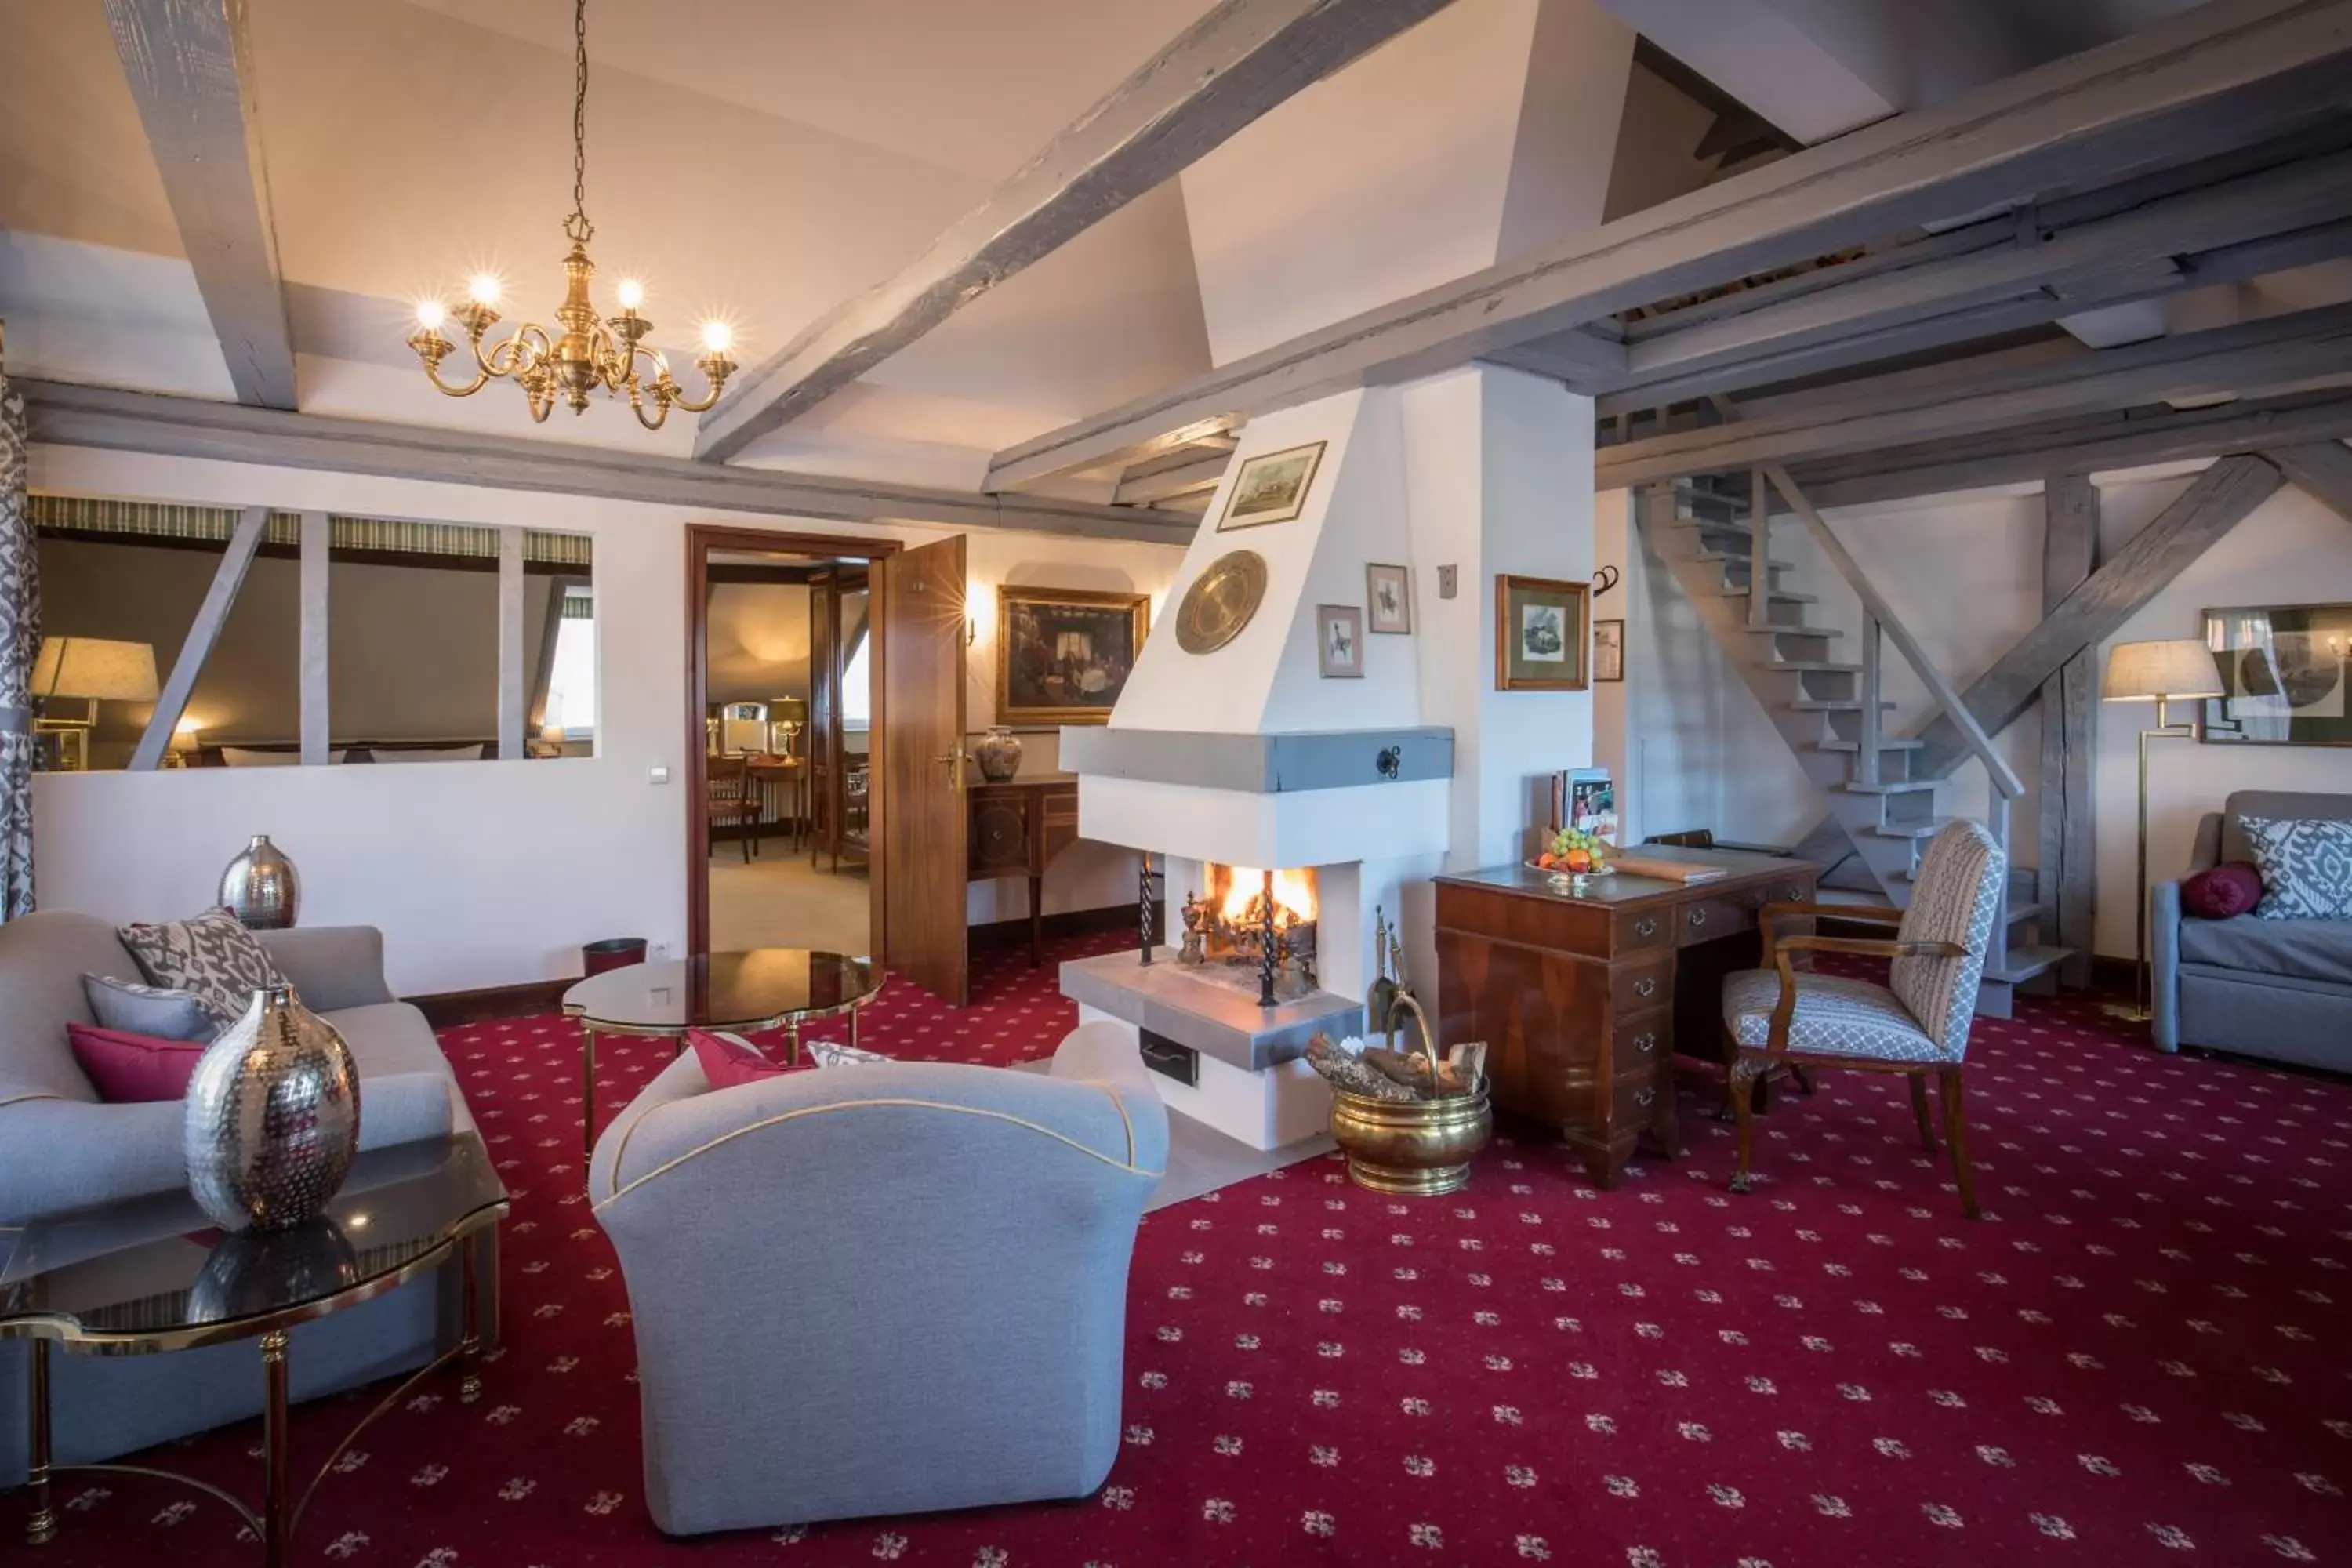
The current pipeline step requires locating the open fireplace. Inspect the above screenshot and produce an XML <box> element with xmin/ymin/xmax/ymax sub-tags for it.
<box><xmin>1177</xmin><ymin>864</ymin><xmax>1320</xmax><ymax>1004</ymax></box>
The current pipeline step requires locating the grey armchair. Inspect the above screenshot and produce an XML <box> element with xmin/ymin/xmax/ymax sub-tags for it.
<box><xmin>590</xmin><ymin>1021</ymin><xmax>1168</xmax><ymax>1537</ymax></box>
<box><xmin>2153</xmin><ymin>789</ymin><xmax>2352</xmax><ymax>1069</ymax></box>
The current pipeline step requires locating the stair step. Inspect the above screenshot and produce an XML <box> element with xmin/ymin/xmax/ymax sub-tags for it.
<box><xmin>1814</xmin><ymin>737</ymin><xmax>1925</xmax><ymax>753</ymax></box>
<box><xmin>1769</xmin><ymin>661</ymin><xmax>1863</xmax><ymax>674</ymax></box>
<box><xmin>1986</xmin><ymin>943</ymin><xmax>2072</xmax><ymax>985</ymax></box>
<box><xmin>2006</xmin><ymin>899</ymin><xmax>2048</xmax><ymax>927</ymax></box>
<box><xmin>1696</xmin><ymin>550</ymin><xmax>1797</xmax><ymax>569</ymax></box>
<box><xmin>1715</xmin><ymin>588</ymin><xmax>1819</xmax><ymax>604</ymax></box>
<box><xmin>1786</xmin><ymin>699</ymin><xmax>1897</xmax><ymax>712</ymax></box>
<box><xmin>1836</xmin><ymin>779</ymin><xmax>1936</xmax><ymax>796</ymax></box>
<box><xmin>1867</xmin><ymin>815</ymin><xmax>1959</xmax><ymax>839</ymax></box>
<box><xmin>1739</xmin><ymin>624</ymin><xmax>1842</xmax><ymax>637</ymax></box>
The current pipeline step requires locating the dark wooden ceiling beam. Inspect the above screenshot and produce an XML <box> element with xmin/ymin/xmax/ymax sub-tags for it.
<box><xmin>985</xmin><ymin>0</ymin><xmax>2352</xmax><ymax>489</ymax></box>
<box><xmin>693</xmin><ymin>0</ymin><xmax>1457</xmax><ymax>463</ymax></box>
<box><xmin>102</xmin><ymin>0</ymin><xmax>298</xmax><ymax>409</ymax></box>
<box><xmin>20</xmin><ymin>380</ymin><xmax>1199</xmax><ymax>546</ymax></box>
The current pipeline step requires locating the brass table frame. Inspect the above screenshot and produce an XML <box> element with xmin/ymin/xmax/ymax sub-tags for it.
<box><xmin>11</xmin><ymin>1210</ymin><xmax>503</xmax><ymax>1566</ymax></box>
<box><xmin>567</xmin><ymin>977</ymin><xmax>881</xmax><ymax>1157</ymax></box>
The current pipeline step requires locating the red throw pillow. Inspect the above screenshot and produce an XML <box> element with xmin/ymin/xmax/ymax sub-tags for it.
<box><xmin>2182</xmin><ymin>861</ymin><xmax>2263</xmax><ymax>920</ymax></box>
<box><xmin>687</xmin><ymin>1029</ymin><xmax>796</xmax><ymax>1089</ymax></box>
<box><xmin>67</xmin><ymin>1022</ymin><xmax>209</xmax><ymax>1102</ymax></box>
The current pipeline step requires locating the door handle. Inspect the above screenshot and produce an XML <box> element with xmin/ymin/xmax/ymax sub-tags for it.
<box><xmin>935</xmin><ymin>752</ymin><xmax>963</xmax><ymax>789</ymax></box>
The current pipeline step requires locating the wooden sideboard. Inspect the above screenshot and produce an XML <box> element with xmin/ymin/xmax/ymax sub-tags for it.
<box><xmin>967</xmin><ymin>774</ymin><xmax>1082</xmax><ymax>964</ymax></box>
<box><xmin>1434</xmin><ymin>847</ymin><xmax>1817</xmax><ymax>1188</ymax></box>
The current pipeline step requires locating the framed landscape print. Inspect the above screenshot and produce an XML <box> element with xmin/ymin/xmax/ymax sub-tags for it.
<box><xmin>2200</xmin><ymin>601</ymin><xmax>2351</xmax><ymax>746</ymax></box>
<box><xmin>1495</xmin><ymin>575</ymin><xmax>1589</xmax><ymax>691</ymax></box>
<box><xmin>1366</xmin><ymin>562</ymin><xmax>1411</xmax><ymax>634</ymax></box>
<box><xmin>997</xmin><ymin>586</ymin><xmax>1151</xmax><ymax>725</ymax></box>
<box><xmin>1316</xmin><ymin>604</ymin><xmax>1363</xmax><ymax>678</ymax></box>
<box><xmin>1593</xmin><ymin>618</ymin><xmax>1624</xmax><ymax>682</ymax></box>
<box><xmin>1218</xmin><ymin>441</ymin><xmax>1326</xmax><ymax>532</ymax></box>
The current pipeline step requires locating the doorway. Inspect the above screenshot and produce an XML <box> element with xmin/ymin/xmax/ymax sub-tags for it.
<box><xmin>686</xmin><ymin>527</ymin><xmax>895</xmax><ymax>962</ymax></box>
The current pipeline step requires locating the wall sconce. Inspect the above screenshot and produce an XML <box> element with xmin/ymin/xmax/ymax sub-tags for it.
<box><xmin>965</xmin><ymin>579</ymin><xmax>995</xmax><ymax>648</ymax></box>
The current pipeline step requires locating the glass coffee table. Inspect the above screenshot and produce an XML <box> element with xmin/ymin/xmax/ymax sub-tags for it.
<box><xmin>2</xmin><ymin>1132</ymin><xmax>506</xmax><ymax>1564</ymax></box>
<box><xmin>563</xmin><ymin>949</ymin><xmax>882</xmax><ymax>1154</ymax></box>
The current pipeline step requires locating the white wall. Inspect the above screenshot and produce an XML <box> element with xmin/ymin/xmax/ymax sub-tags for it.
<box><xmin>28</xmin><ymin>445</ymin><xmax>1184</xmax><ymax>993</ymax></box>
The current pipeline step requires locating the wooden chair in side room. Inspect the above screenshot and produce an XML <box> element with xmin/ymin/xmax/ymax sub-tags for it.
<box><xmin>708</xmin><ymin>754</ymin><xmax>758</xmax><ymax>866</ymax></box>
<box><xmin>1719</xmin><ymin>820</ymin><xmax>2006</xmax><ymax>1219</ymax></box>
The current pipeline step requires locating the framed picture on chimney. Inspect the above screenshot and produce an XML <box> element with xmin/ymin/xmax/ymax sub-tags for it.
<box><xmin>1218</xmin><ymin>441</ymin><xmax>1326</xmax><ymax>531</ymax></box>
<box><xmin>1495</xmin><ymin>575</ymin><xmax>1589</xmax><ymax>691</ymax></box>
<box><xmin>1365</xmin><ymin>563</ymin><xmax>1412</xmax><ymax>633</ymax></box>
<box><xmin>1316</xmin><ymin>604</ymin><xmax>1364</xmax><ymax>678</ymax></box>
<box><xmin>997</xmin><ymin>586</ymin><xmax>1152</xmax><ymax>725</ymax></box>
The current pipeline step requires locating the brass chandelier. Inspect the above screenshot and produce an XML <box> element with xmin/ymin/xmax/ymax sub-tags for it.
<box><xmin>406</xmin><ymin>0</ymin><xmax>736</xmax><ymax>429</ymax></box>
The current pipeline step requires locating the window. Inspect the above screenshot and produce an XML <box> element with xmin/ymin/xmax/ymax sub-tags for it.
<box><xmin>545</xmin><ymin>590</ymin><xmax>597</xmax><ymax>739</ymax></box>
<box><xmin>840</xmin><ymin>629</ymin><xmax>872</xmax><ymax>731</ymax></box>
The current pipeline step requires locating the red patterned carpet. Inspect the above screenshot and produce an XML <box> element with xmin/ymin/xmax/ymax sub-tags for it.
<box><xmin>27</xmin><ymin>933</ymin><xmax>2352</xmax><ymax>1566</ymax></box>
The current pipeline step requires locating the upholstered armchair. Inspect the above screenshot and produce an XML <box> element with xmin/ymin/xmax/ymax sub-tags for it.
<box><xmin>1720</xmin><ymin>820</ymin><xmax>2005</xmax><ymax>1218</ymax></box>
<box><xmin>589</xmin><ymin>1022</ymin><xmax>1167</xmax><ymax>1536</ymax></box>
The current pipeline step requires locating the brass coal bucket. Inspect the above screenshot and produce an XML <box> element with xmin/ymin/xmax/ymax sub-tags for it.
<box><xmin>1327</xmin><ymin>989</ymin><xmax>1493</xmax><ymax>1196</ymax></box>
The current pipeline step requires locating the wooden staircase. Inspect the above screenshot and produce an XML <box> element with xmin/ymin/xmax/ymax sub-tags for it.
<box><xmin>1635</xmin><ymin>476</ymin><xmax>2073</xmax><ymax>1018</ymax></box>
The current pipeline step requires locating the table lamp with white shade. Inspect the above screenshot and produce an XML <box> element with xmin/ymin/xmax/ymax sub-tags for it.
<box><xmin>2102</xmin><ymin>637</ymin><xmax>2223</xmax><ymax>1022</ymax></box>
<box><xmin>32</xmin><ymin>637</ymin><xmax>160</xmax><ymax>771</ymax></box>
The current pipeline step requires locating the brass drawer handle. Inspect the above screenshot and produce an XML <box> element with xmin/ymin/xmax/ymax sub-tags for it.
<box><xmin>1635</xmin><ymin>978</ymin><xmax>1657</xmax><ymax>999</ymax></box>
<box><xmin>1784</xmin><ymin>886</ymin><xmax>1804</xmax><ymax>901</ymax></box>
<box><xmin>1634</xmin><ymin>1033</ymin><xmax>1657</xmax><ymax>1054</ymax></box>
<box><xmin>1688</xmin><ymin>908</ymin><xmax>1708</xmax><ymax>928</ymax></box>
<box><xmin>1635</xmin><ymin>918</ymin><xmax>1659</xmax><ymax>938</ymax></box>
<box><xmin>1635</xmin><ymin>1088</ymin><xmax>1656</xmax><ymax>1108</ymax></box>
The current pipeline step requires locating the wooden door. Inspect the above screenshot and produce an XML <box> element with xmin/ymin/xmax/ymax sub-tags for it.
<box><xmin>878</xmin><ymin>535</ymin><xmax>968</xmax><ymax>1004</ymax></box>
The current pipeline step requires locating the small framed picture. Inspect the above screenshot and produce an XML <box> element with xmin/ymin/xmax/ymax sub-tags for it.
<box><xmin>1593</xmin><ymin>619</ymin><xmax>1624</xmax><ymax>682</ymax></box>
<box><xmin>1316</xmin><ymin>604</ymin><xmax>1364</xmax><ymax>678</ymax></box>
<box><xmin>1365</xmin><ymin>563</ymin><xmax>1411</xmax><ymax>634</ymax></box>
<box><xmin>1218</xmin><ymin>441</ymin><xmax>1327</xmax><ymax>532</ymax></box>
<box><xmin>1495</xmin><ymin>575</ymin><xmax>1589</xmax><ymax>691</ymax></box>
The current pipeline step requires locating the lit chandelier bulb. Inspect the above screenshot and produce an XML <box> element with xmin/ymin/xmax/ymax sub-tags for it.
<box><xmin>467</xmin><ymin>273</ymin><xmax>502</xmax><ymax>307</ymax></box>
<box><xmin>414</xmin><ymin>299</ymin><xmax>446</xmax><ymax>330</ymax></box>
<box><xmin>700</xmin><ymin>320</ymin><xmax>733</xmax><ymax>354</ymax></box>
<box><xmin>616</xmin><ymin>278</ymin><xmax>645</xmax><ymax>311</ymax></box>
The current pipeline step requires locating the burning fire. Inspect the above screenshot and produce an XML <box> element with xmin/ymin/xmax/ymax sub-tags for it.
<box><xmin>1217</xmin><ymin>866</ymin><xmax>1319</xmax><ymax>925</ymax></box>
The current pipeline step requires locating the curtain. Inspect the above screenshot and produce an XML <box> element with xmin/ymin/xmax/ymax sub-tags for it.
<box><xmin>0</xmin><ymin>350</ymin><xmax>40</xmax><ymax>920</ymax></box>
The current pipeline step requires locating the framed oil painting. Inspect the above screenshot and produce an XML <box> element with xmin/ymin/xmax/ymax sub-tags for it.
<box><xmin>1496</xmin><ymin>575</ymin><xmax>1589</xmax><ymax>691</ymax></box>
<box><xmin>1593</xmin><ymin>618</ymin><xmax>1624</xmax><ymax>683</ymax></box>
<box><xmin>1366</xmin><ymin>563</ymin><xmax>1411</xmax><ymax>634</ymax></box>
<box><xmin>997</xmin><ymin>586</ymin><xmax>1151</xmax><ymax>725</ymax></box>
<box><xmin>2200</xmin><ymin>601</ymin><xmax>2352</xmax><ymax>746</ymax></box>
<box><xmin>1316</xmin><ymin>604</ymin><xmax>1363</xmax><ymax>678</ymax></box>
<box><xmin>1218</xmin><ymin>441</ymin><xmax>1326</xmax><ymax>532</ymax></box>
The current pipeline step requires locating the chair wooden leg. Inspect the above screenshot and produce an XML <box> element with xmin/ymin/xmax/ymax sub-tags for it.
<box><xmin>1728</xmin><ymin>1056</ymin><xmax>1760</xmax><ymax>1195</ymax></box>
<box><xmin>1788</xmin><ymin>1063</ymin><xmax>1817</xmax><ymax>1097</ymax></box>
<box><xmin>1938</xmin><ymin>1069</ymin><xmax>1981</xmax><ymax>1221</ymax></box>
<box><xmin>1908</xmin><ymin>1073</ymin><xmax>1937</xmax><ymax>1152</ymax></box>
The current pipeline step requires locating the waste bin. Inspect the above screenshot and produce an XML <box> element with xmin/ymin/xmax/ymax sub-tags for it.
<box><xmin>582</xmin><ymin>938</ymin><xmax>648</xmax><ymax>976</ymax></box>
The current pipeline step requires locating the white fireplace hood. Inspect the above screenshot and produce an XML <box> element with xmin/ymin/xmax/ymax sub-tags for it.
<box><xmin>1062</xmin><ymin>390</ymin><xmax>1454</xmax><ymax>872</ymax></box>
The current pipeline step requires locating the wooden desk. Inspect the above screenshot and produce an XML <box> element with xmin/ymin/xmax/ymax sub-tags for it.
<box><xmin>1434</xmin><ymin>847</ymin><xmax>1817</xmax><ymax>1188</ymax></box>
<box><xmin>967</xmin><ymin>775</ymin><xmax>1082</xmax><ymax>964</ymax></box>
<box><xmin>743</xmin><ymin>756</ymin><xmax>808</xmax><ymax>854</ymax></box>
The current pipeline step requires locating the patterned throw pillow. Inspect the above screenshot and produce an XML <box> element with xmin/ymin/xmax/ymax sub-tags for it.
<box><xmin>2239</xmin><ymin>816</ymin><xmax>2352</xmax><ymax>920</ymax></box>
<box><xmin>808</xmin><ymin>1040</ymin><xmax>890</xmax><ymax>1069</ymax></box>
<box><xmin>117</xmin><ymin>908</ymin><xmax>291</xmax><ymax>1030</ymax></box>
<box><xmin>82</xmin><ymin>973</ymin><xmax>220</xmax><ymax>1041</ymax></box>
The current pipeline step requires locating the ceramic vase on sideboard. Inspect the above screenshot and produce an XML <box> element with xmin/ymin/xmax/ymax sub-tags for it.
<box><xmin>219</xmin><ymin>834</ymin><xmax>299</xmax><ymax>929</ymax></box>
<box><xmin>975</xmin><ymin>726</ymin><xmax>1025</xmax><ymax>782</ymax></box>
<box><xmin>184</xmin><ymin>985</ymin><xmax>361</xmax><ymax>1233</ymax></box>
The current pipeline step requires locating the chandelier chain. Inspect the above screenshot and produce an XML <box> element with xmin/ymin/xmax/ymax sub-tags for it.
<box><xmin>565</xmin><ymin>0</ymin><xmax>593</xmax><ymax>243</ymax></box>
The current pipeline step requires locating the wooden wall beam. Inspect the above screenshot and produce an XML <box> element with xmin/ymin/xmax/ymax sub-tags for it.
<box><xmin>19</xmin><ymin>380</ymin><xmax>1199</xmax><ymax>546</ymax></box>
<box><xmin>1114</xmin><ymin>451</ymin><xmax>1232</xmax><ymax>506</ymax></box>
<box><xmin>1595</xmin><ymin>301</ymin><xmax>2352</xmax><ymax>487</ymax></box>
<box><xmin>2038</xmin><ymin>475</ymin><xmax>2098</xmax><ymax>986</ymax></box>
<box><xmin>985</xmin><ymin>0</ymin><xmax>2352</xmax><ymax>488</ymax></box>
<box><xmin>102</xmin><ymin>0</ymin><xmax>297</xmax><ymax>409</ymax></box>
<box><xmin>1911</xmin><ymin>454</ymin><xmax>2282</xmax><ymax>778</ymax></box>
<box><xmin>131</xmin><ymin>503</ymin><xmax>267</xmax><ymax>769</ymax></box>
<box><xmin>694</xmin><ymin>0</ymin><xmax>1456</xmax><ymax>462</ymax></box>
<box><xmin>297</xmin><ymin>507</ymin><xmax>327</xmax><ymax>765</ymax></box>
<box><xmin>2268</xmin><ymin>438</ymin><xmax>2352</xmax><ymax>524</ymax></box>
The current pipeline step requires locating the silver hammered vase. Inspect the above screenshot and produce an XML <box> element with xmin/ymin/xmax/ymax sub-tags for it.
<box><xmin>184</xmin><ymin>985</ymin><xmax>361</xmax><ymax>1233</ymax></box>
<box><xmin>219</xmin><ymin>834</ymin><xmax>299</xmax><ymax>929</ymax></box>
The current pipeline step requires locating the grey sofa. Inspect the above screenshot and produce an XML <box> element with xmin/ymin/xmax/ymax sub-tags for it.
<box><xmin>0</xmin><ymin>910</ymin><xmax>485</xmax><ymax>1486</ymax></box>
<box><xmin>2153</xmin><ymin>789</ymin><xmax>2352</xmax><ymax>1070</ymax></box>
<box><xmin>590</xmin><ymin>1020</ymin><xmax>1168</xmax><ymax>1537</ymax></box>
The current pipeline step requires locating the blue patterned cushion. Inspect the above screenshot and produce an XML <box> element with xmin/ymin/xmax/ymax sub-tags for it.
<box><xmin>1889</xmin><ymin>821</ymin><xmax>2005</xmax><ymax>1058</ymax></box>
<box><xmin>1722</xmin><ymin>971</ymin><xmax>1947</xmax><ymax>1062</ymax></box>
<box><xmin>2240</xmin><ymin>816</ymin><xmax>2352</xmax><ymax>920</ymax></box>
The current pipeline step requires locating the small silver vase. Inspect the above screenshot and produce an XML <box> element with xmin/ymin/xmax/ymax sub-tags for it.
<box><xmin>184</xmin><ymin>985</ymin><xmax>361</xmax><ymax>1233</ymax></box>
<box><xmin>219</xmin><ymin>834</ymin><xmax>299</xmax><ymax>930</ymax></box>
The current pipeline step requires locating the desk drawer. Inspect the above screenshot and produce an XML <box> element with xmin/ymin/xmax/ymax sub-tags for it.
<box><xmin>1610</xmin><ymin>954</ymin><xmax>1672</xmax><ymax>1015</ymax></box>
<box><xmin>1609</xmin><ymin>1074</ymin><xmax>1664</xmax><ymax>1137</ymax></box>
<box><xmin>1613</xmin><ymin>907</ymin><xmax>1674</xmax><ymax>956</ymax></box>
<box><xmin>1616</xmin><ymin>1011</ymin><xmax>1670</xmax><ymax>1072</ymax></box>
<box><xmin>1676</xmin><ymin>896</ymin><xmax>1755</xmax><ymax>947</ymax></box>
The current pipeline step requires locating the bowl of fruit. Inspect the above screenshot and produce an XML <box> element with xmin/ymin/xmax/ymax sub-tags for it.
<box><xmin>1526</xmin><ymin>826</ymin><xmax>1614</xmax><ymax>887</ymax></box>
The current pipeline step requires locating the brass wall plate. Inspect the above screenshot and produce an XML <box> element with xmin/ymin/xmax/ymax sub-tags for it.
<box><xmin>1175</xmin><ymin>549</ymin><xmax>1270</xmax><ymax>655</ymax></box>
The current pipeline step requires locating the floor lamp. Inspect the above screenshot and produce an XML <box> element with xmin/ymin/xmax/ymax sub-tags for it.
<box><xmin>2101</xmin><ymin>638</ymin><xmax>2222</xmax><ymax>1022</ymax></box>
